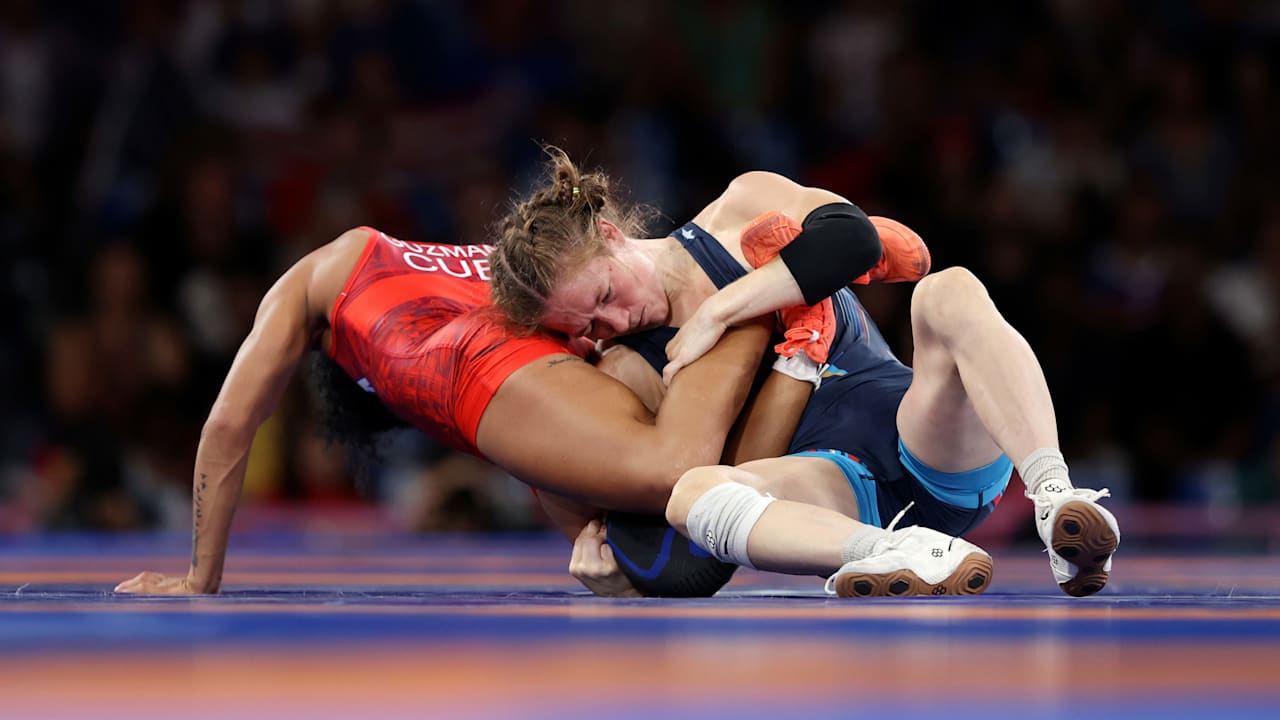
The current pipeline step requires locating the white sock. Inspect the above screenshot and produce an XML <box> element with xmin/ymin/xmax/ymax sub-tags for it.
<box><xmin>841</xmin><ymin>524</ymin><xmax>890</xmax><ymax>563</ymax></box>
<box><xmin>1019</xmin><ymin>447</ymin><xmax>1073</xmax><ymax>497</ymax></box>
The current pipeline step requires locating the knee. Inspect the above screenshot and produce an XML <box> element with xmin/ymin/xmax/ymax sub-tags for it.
<box><xmin>911</xmin><ymin>267</ymin><xmax>993</xmax><ymax>334</ymax></box>
<box><xmin>914</xmin><ymin>266</ymin><xmax>988</xmax><ymax>310</ymax></box>
<box><xmin>665</xmin><ymin>466</ymin><xmax>730</xmax><ymax>534</ymax></box>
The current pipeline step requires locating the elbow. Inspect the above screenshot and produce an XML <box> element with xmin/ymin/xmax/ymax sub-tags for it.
<box><xmin>782</xmin><ymin>204</ymin><xmax>883</xmax><ymax>304</ymax></box>
<box><xmin>606</xmin><ymin>473</ymin><xmax>673</xmax><ymax>515</ymax></box>
<box><xmin>850</xmin><ymin>213</ymin><xmax>883</xmax><ymax>272</ymax></box>
<box><xmin>636</xmin><ymin>465</ymin><xmax>684</xmax><ymax>514</ymax></box>
<box><xmin>820</xmin><ymin>207</ymin><xmax>881</xmax><ymax>277</ymax></box>
<box><xmin>607</xmin><ymin>453</ymin><xmax>682</xmax><ymax>513</ymax></box>
<box><xmin>622</xmin><ymin>444</ymin><xmax>718</xmax><ymax>513</ymax></box>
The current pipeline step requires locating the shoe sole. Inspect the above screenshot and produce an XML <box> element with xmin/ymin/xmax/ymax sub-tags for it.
<box><xmin>833</xmin><ymin>552</ymin><xmax>993</xmax><ymax>598</ymax></box>
<box><xmin>1052</xmin><ymin>501</ymin><xmax>1119</xmax><ymax>597</ymax></box>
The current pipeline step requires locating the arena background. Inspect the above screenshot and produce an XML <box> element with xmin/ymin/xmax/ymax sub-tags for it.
<box><xmin>2</xmin><ymin>5</ymin><xmax>1280</xmax><ymax>717</ymax></box>
<box><xmin>2</xmin><ymin>3</ymin><xmax>1279</xmax><ymax>718</ymax></box>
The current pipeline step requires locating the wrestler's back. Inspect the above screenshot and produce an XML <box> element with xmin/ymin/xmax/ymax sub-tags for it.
<box><xmin>326</xmin><ymin>228</ymin><xmax>502</xmax><ymax>452</ymax></box>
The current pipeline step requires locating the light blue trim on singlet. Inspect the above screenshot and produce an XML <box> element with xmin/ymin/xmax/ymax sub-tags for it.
<box><xmin>795</xmin><ymin>443</ymin><xmax>1013</xmax><ymax>528</ymax></box>
<box><xmin>793</xmin><ymin>450</ymin><xmax>881</xmax><ymax>528</ymax></box>
<box><xmin>897</xmin><ymin>439</ymin><xmax>1013</xmax><ymax>509</ymax></box>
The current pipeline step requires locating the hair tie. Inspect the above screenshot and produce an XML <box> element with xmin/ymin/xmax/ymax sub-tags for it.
<box><xmin>572</xmin><ymin>186</ymin><xmax>580</xmax><ymax>196</ymax></box>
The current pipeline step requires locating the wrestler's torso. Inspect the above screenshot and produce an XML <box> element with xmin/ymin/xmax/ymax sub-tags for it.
<box><xmin>622</xmin><ymin>221</ymin><xmax>913</xmax><ymax>479</ymax></box>
<box><xmin>326</xmin><ymin>227</ymin><xmax>568</xmax><ymax>454</ymax></box>
<box><xmin>659</xmin><ymin>177</ymin><xmax>817</xmax><ymax>327</ymax></box>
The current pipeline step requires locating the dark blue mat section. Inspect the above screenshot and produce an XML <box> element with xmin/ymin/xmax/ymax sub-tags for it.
<box><xmin>3</xmin><ymin>532</ymin><xmax>1278</xmax><ymax>719</ymax></box>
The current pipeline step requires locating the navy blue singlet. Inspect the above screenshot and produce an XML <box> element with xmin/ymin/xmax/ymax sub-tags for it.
<box><xmin>619</xmin><ymin>221</ymin><xmax>915</xmax><ymax>483</ymax></box>
<box><xmin>615</xmin><ymin>221</ymin><xmax>1013</xmax><ymax>540</ymax></box>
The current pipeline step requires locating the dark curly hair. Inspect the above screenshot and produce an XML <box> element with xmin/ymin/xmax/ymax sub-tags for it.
<box><xmin>306</xmin><ymin>353</ymin><xmax>412</xmax><ymax>481</ymax></box>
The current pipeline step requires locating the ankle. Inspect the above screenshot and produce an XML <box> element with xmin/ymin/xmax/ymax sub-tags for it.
<box><xmin>1019</xmin><ymin>447</ymin><xmax>1073</xmax><ymax>496</ymax></box>
<box><xmin>841</xmin><ymin>525</ymin><xmax>890</xmax><ymax>563</ymax></box>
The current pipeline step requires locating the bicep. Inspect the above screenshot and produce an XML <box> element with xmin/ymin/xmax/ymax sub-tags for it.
<box><xmin>208</xmin><ymin>268</ymin><xmax>316</xmax><ymax>432</ymax></box>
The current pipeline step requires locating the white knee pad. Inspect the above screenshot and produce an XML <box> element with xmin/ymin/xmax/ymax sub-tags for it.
<box><xmin>685</xmin><ymin>482</ymin><xmax>775</xmax><ymax>569</ymax></box>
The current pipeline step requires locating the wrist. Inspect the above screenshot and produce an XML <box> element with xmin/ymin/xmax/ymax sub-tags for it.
<box><xmin>704</xmin><ymin>292</ymin><xmax>735</xmax><ymax>328</ymax></box>
<box><xmin>186</xmin><ymin>571</ymin><xmax>220</xmax><ymax>593</ymax></box>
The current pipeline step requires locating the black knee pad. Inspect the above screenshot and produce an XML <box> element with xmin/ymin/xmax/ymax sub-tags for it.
<box><xmin>780</xmin><ymin>201</ymin><xmax>881</xmax><ymax>305</ymax></box>
<box><xmin>605</xmin><ymin>511</ymin><xmax>738</xmax><ymax>597</ymax></box>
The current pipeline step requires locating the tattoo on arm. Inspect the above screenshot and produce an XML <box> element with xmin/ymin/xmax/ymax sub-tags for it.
<box><xmin>192</xmin><ymin>474</ymin><xmax>207</xmax><ymax>568</ymax></box>
<box><xmin>547</xmin><ymin>357</ymin><xmax>583</xmax><ymax>367</ymax></box>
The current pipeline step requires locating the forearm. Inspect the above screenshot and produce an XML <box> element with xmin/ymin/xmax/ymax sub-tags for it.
<box><xmin>644</xmin><ymin>322</ymin><xmax>771</xmax><ymax>479</ymax></box>
<box><xmin>185</xmin><ymin>424</ymin><xmax>254</xmax><ymax>592</ymax></box>
<box><xmin>723</xmin><ymin>370</ymin><xmax>810</xmax><ymax>464</ymax></box>
<box><xmin>698</xmin><ymin>259</ymin><xmax>804</xmax><ymax>330</ymax></box>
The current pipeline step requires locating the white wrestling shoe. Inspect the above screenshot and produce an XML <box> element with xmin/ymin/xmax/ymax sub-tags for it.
<box><xmin>1030</xmin><ymin>484</ymin><xmax>1120</xmax><ymax>597</ymax></box>
<box><xmin>825</xmin><ymin>506</ymin><xmax>993</xmax><ymax>598</ymax></box>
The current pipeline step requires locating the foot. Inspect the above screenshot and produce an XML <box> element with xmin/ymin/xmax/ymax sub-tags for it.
<box><xmin>854</xmin><ymin>216</ymin><xmax>931</xmax><ymax>284</ymax></box>
<box><xmin>825</xmin><ymin>524</ymin><xmax>993</xmax><ymax>598</ymax></box>
<box><xmin>1029</xmin><ymin>485</ymin><xmax>1120</xmax><ymax>597</ymax></box>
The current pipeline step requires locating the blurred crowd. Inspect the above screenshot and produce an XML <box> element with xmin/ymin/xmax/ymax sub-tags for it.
<box><xmin>1</xmin><ymin>0</ymin><xmax>1277</xmax><ymax>534</ymax></box>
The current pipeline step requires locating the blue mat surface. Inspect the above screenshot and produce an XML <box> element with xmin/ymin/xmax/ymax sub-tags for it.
<box><xmin>3</xmin><ymin>533</ymin><xmax>1278</xmax><ymax>719</ymax></box>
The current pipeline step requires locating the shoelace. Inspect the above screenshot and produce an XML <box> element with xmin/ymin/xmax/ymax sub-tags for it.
<box><xmin>884</xmin><ymin>501</ymin><xmax>916</xmax><ymax>533</ymax></box>
<box><xmin>823</xmin><ymin>501</ymin><xmax>917</xmax><ymax>595</ymax></box>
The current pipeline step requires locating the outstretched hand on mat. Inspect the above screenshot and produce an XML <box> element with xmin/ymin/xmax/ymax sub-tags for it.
<box><xmin>569</xmin><ymin>519</ymin><xmax>642</xmax><ymax>598</ymax></box>
<box><xmin>115</xmin><ymin>571</ymin><xmax>204</xmax><ymax>595</ymax></box>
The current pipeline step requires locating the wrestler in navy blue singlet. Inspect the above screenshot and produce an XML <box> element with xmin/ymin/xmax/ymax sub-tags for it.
<box><xmin>619</xmin><ymin>222</ymin><xmax>1010</xmax><ymax>537</ymax></box>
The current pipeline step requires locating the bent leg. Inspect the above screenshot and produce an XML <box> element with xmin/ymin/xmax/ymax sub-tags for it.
<box><xmin>896</xmin><ymin>267</ymin><xmax>1056</xmax><ymax>472</ymax></box>
<box><xmin>897</xmin><ymin>267</ymin><xmax>1119</xmax><ymax>596</ymax></box>
<box><xmin>664</xmin><ymin>457</ymin><xmax>993</xmax><ymax>599</ymax></box>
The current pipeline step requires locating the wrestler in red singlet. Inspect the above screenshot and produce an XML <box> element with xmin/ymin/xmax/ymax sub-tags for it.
<box><xmin>327</xmin><ymin>227</ymin><xmax>569</xmax><ymax>454</ymax></box>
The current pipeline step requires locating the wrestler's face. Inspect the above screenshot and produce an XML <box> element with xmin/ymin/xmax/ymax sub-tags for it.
<box><xmin>543</xmin><ymin>247</ymin><xmax>668</xmax><ymax>341</ymax></box>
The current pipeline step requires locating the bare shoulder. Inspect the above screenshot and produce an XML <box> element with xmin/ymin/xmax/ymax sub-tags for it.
<box><xmin>728</xmin><ymin>170</ymin><xmax>802</xmax><ymax>198</ymax></box>
<box><xmin>696</xmin><ymin>172</ymin><xmax>831</xmax><ymax>237</ymax></box>
<box><xmin>693</xmin><ymin>172</ymin><xmax>789</xmax><ymax>229</ymax></box>
<box><xmin>724</xmin><ymin>172</ymin><xmax>807</xmax><ymax>216</ymax></box>
<box><xmin>693</xmin><ymin>171</ymin><xmax>849</xmax><ymax>240</ymax></box>
<box><xmin>302</xmin><ymin>227</ymin><xmax>375</xmax><ymax>316</ymax></box>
